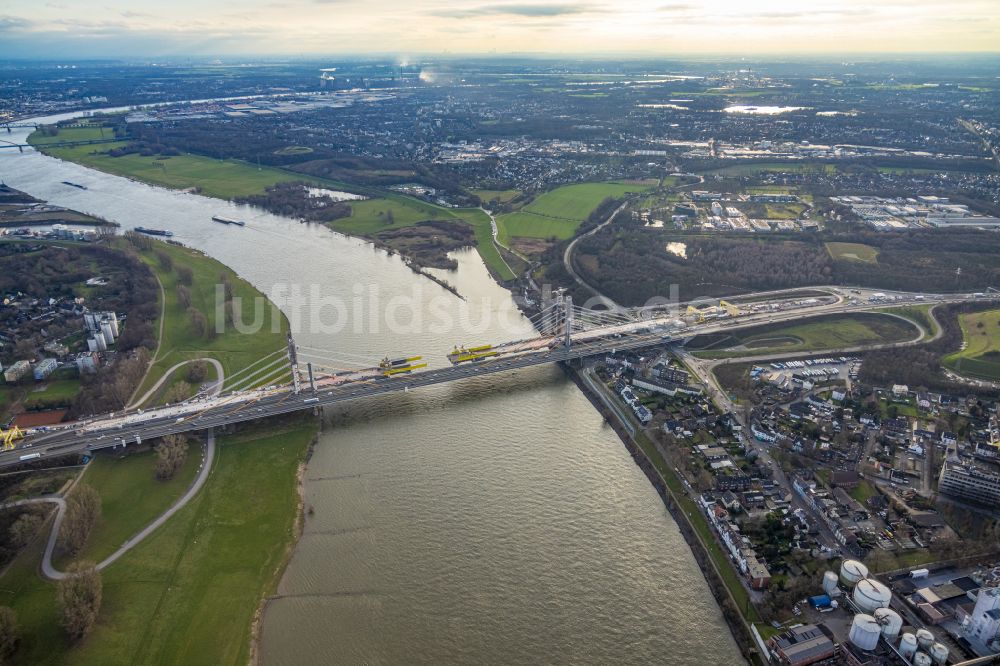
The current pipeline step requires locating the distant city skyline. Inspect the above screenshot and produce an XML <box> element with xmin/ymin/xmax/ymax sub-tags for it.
<box><xmin>0</xmin><ymin>0</ymin><xmax>998</xmax><ymax>58</ymax></box>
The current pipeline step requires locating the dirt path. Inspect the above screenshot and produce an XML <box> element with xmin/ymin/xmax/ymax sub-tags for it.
<box><xmin>0</xmin><ymin>430</ymin><xmax>216</xmax><ymax>580</ymax></box>
<box><xmin>129</xmin><ymin>358</ymin><xmax>225</xmax><ymax>409</ymax></box>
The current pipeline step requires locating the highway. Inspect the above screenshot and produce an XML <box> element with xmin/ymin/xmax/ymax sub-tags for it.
<box><xmin>2</xmin><ymin>286</ymin><xmax>992</xmax><ymax>470</ymax></box>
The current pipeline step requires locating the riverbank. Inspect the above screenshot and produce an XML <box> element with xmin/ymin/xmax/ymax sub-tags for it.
<box><xmin>0</xmin><ymin>418</ymin><xmax>317</xmax><ymax>664</ymax></box>
<box><xmin>248</xmin><ymin>424</ymin><xmax>319</xmax><ymax>665</ymax></box>
<box><xmin>567</xmin><ymin>364</ymin><xmax>761</xmax><ymax>665</ymax></box>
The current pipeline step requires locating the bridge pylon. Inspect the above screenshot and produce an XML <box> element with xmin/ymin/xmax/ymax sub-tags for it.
<box><xmin>287</xmin><ymin>332</ymin><xmax>301</xmax><ymax>394</ymax></box>
<box><xmin>564</xmin><ymin>295</ymin><xmax>574</xmax><ymax>349</ymax></box>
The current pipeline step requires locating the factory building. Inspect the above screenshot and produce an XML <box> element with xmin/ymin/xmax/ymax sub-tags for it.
<box><xmin>765</xmin><ymin>624</ymin><xmax>835</xmax><ymax>666</ymax></box>
<box><xmin>968</xmin><ymin>586</ymin><xmax>1000</xmax><ymax>645</ymax></box>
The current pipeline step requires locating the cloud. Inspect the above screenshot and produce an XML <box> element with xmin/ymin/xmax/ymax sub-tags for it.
<box><xmin>657</xmin><ymin>3</ymin><xmax>696</xmax><ymax>12</ymax></box>
<box><xmin>0</xmin><ymin>15</ymin><xmax>31</xmax><ymax>31</ymax></box>
<box><xmin>433</xmin><ymin>3</ymin><xmax>597</xmax><ymax>19</ymax></box>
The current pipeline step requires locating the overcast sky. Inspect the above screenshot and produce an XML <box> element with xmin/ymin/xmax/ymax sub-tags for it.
<box><xmin>1</xmin><ymin>0</ymin><xmax>998</xmax><ymax>58</ymax></box>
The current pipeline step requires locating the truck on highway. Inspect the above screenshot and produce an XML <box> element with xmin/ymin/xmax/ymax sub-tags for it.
<box><xmin>303</xmin><ymin>397</ymin><xmax>319</xmax><ymax>404</ymax></box>
<box><xmin>18</xmin><ymin>453</ymin><xmax>41</xmax><ymax>461</ymax></box>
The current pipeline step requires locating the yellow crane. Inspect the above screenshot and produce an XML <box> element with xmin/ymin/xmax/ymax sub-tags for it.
<box><xmin>719</xmin><ymin>300</ymin><xmax>740</xmax><ymax>317</ymax></box>
<box><xmin>686</xmin><ymin>305</ymin><xmax>706</xmax><ymax>323</ymax></box>
<box><xmin>1</xmin><ymin>426</ymin><xmax>25</xmax><ymax>451</ymax></box>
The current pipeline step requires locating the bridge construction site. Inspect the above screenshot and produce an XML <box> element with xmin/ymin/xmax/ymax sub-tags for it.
<box><xmin>1</xmin><ymin>285</ymin><xmax>992</xmax><ymax>471</ymax></box>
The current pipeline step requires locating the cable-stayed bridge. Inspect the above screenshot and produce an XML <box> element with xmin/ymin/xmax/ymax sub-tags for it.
<box><xmin>0</xmin><ymin>287</ymin><xmax>990</xmax><ymax>470</ymax></box>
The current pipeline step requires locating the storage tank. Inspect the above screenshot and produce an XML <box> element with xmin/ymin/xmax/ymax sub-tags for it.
<box><xmin>841</xmin><ymin>559</ymin><xmax>869</xmax><ymax>587</ymax></box>
<box><xmin>929</xmin><ymin>643</ymin><xmax>948</xmax><ymax>665</ymax></box>
<box><xmin>899</xmin><ymin>633</ymin><xmax>918</xmax><ymax>660</ymax></box>
<box><xmin>913</xmin><ymin>652</ymin><xmax>933</xmax><ymax>666</ymax></box>
<box><xmin>874</xmin><ymin>607</ymin><xmax>903</xmax><ymax>639</ymax></box>
<box><xmin>853</xmin><ymin>578</ymin><xmax>892</xmax><ymax>612</ymax></box>
<box><xmin>916</xmin><ymin>629</ymin><xmax>935</xmax><ymax>650</ymax></box>
<box><xmin>849</xmin><ymin>614</ymin><xmax>881</xmax><ymax>651</ymax></box>
<box><xmin>823</xmin><ymin>570</ymin><xmax>840</xmax><ymax>596</ymax></box>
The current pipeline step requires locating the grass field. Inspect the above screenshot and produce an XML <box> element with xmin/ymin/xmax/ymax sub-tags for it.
<box><xmin>330</xmin><ymin>195</ymin><xmax>515</xmax><ymax>281</ymax></box>
<box><xmin>22</xmin><ymin>379</ymin><xmax>81</xmax><ymax>409</ymax></box>
<box><xmin>0</xmin><ymin>419</ymin><xmax>313</xmax><ymax>665</ymax></box>
<box><xmin>131</xmin><ymin>240</ymin><xmax>290</xmax><ymax>399</ymax></box>
<box><xmin>883</xmin><ymin>305</ymin><xmax>938</xmax><ymax>337</ymax></box>
<box><xmin>690</xmin><ymin>313</ymin><xmax>918</xmax><ymax>358</ymax></box>
<box><xmin>943</xmin><ymin>309</ymin><xmax>1000</xmax><ymax>380</ymax></box>
<box><xmin>826</xmin><ymin>241</ymin><xmax>879</xmax><ymax>264</ymax></box>
<box><xmin>496</xmin><ymin>181</ymin><xmax>653</xmax><ymax>241</ymax></box>
<box><xmin>28</xmin><ymin>126</ymin><xmax>114</xmax><ymax>145</ymax></box>
<box><xmin>471</xmin><ymin>189</ymin><xmax>520</xmax><ymax>204</ymax></box>
<box><xmin>52</xmin><ymin>445</ymin><xmax>200</xmax><ymax>570</ymax></box>
<box><xmin>29</xmin><ymin>127</ymin><xmax>334</xmax><ymax>200</ymax></box>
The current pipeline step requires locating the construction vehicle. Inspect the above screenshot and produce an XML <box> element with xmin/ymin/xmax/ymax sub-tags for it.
<box><xmin>447</xmin><ymin>345</ymin><xmax>499</xmax><ymax>364</ymax></box>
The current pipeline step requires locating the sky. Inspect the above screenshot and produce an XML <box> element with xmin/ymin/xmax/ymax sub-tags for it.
<box><xmin>0</xmin><ymin>0</ymin><xmax>998</xmax><ymax>58</ymax></box>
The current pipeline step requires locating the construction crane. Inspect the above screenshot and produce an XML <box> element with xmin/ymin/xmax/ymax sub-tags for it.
<box><xmin>1</xmin><ymin>426</ymin><xmax>25</xmax><ymax>451</ymax></box>
<box><xmin>686</xmin><ymin>305</ymin><xmax>706</xmax><ymax>323</ymax></box>
<box><xmin>719</xmin><ymin>300</ymin><xmax>740</xmax><ymax>317</ymax></box>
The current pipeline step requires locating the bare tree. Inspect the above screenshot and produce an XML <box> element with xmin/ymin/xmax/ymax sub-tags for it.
<box><xmin>56</xmin><ymin>563</ymin><xmax>102</xmax><ymax>641</ymax></box>
<box><xmin>154</xmin><ymin>250</ymin><xmax>173</xmax><ymax>272</ymax></box>
<box><xmin>176</xmin><ymin>265</ymin><xmax>194</xmax><ymax>286</ymax></box>
<box><xmin>7</xmin><ymin>512</ymin><xmax>43</xmax><ymax>549</ymax></box>
<box><xmin>185</xmin><ymin>361</ymin><xmax>207</xmax><ymax>384</ymax></box>
<box><xmin>57</xmin><ymin>485</ymin><xmax>101</xmax><ymax>557</ymax></box>
<box><xmin>176</xmin><ymin>284</ymin><xmax>191</xmax><ymax>309</ymax></box>
<box><xmin>188</xmin><ymin>307</ymin><xmax>207</xmax><ymax>338</ymax></box>
<box><xmin>0</xmin><ymin>606</ymin><xmax>19</xmax><ymax>662</ymax></box>
<box><xmin>154</xmin><ymin>434</ymin><xmax>189</xmax><ymax>481</ymax></box>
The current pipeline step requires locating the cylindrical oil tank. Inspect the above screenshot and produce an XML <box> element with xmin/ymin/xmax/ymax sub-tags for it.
<box><xmin>929</xmin><ymin>643</ymin><xmax>948</xmax><ymax>665</ymax></box>
<box><xmin>849</xmin><ymin>614</ymin><xmax>881</xmax><ymax>652</ymax></box>
<box><xmin>899</xmin><ymin>633</ymin><xmax>918</xmax><ymax>660</ymax></box>
<box><xmin>823</xmin><ymin>571</ymin><xmax>840</xmax><ymax>596</ymax></box>
<box><xmin>853</xmin><ymin>578</ymin><xmax>892</xmax><ymax>613</ymax></box>
<box><xmin>913</xmin><ymin>652</ymin><xmax>933</xmax><ymax>666</ymax></box>
<box><xmin>916</xmin><ymin>629</ymin><xmax>935</xmax><ymax>650</ymax></box>
<box><xmin>841</xmin><ymin>559</ymin><xmax>869</xmax><ymax>587</ymax></box>
<box><xmin>874</xmin><ymin>607</ymin><xmax>903</xmax><ymax>639</ymax></box>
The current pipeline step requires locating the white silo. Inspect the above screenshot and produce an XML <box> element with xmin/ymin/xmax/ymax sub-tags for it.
<box><xmin>916</xmin><ymin>629</ymin><xmax>935</xmax><ymax>650</ymax></box>
<box><xmin>106</xmin><ymin>314</ymin><xmax>119</xmax><ymax>337</ymax></box>
<box><xmin>899</xmin><ymin>633</ymin><xmax>918</xmax><ymax>660</ymax></box>
<box><xmin>913</xmin><ymin>652</ymin><xmax>933</xmax><ymax>666</ymax></box>
<box><xmin>823</xmin><ymin>571</ymin><xmax>840</xmax><ymax>597</ymax></box>
<box><xmin>87</xmin><ymin>337</ymin><xmax>99</xmax><ymax>353</ymax></box>
<box><xmin>874</xmin><ymin>607</ymin><xmax>903</xmax><ymax>639</ymax></box>
<box><xmin>929</xmin><ymin>643</ymin><xmax>948</xmax><ymax>665</ymax></box>
<box><xmin>849</xmin><ymin>614</ymin><xmax>881</xmax><ymax>651</ymax></box>
<box><xmin>840</xmin><ymin>559</ymin><xmax>869</xmax><ymax>587</ymax></box>
<box><xmin>853</xmin><ymin>578</ymin><xmax>892</xmax><ymax>613</ymax></box>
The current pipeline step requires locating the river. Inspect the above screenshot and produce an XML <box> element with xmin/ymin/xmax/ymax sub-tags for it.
<box><xmin>0</xmin><ymin>110</ymin><xmax>743</xmax><ymax>664</ymax></box>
